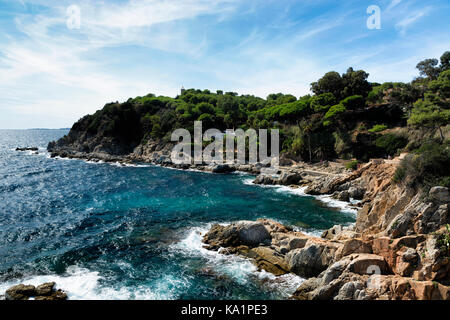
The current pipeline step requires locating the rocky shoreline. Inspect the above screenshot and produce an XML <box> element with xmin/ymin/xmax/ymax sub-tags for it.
<box><xmin>202</xmin><ymin>215</ymin><xmax>449</xmax><ymax>300</ymax></box>
<box><xmin>46</xmin><ymin>139</ymin><xmax>450</xmax><ymax>300</ymax></box>
<box><xmin>198</xmin><ymin>155</ymin><xmax>450</xmax><ymax>300</ymax></box>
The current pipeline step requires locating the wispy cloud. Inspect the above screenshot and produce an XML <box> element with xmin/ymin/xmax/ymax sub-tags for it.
<box><xmin>0</xmin><ymin>0</ymin><xmax>238</xmax><ymax>128</ymax></box>
<box><xmin>387</xmin><ymin>0</ymin><xmax>402</xmax><ymax>11</ymax></box>
<box><xmin>395</xmin><ymin>6</ymin><xmax>432</xmax><ymax>35</ymax></box>
<box><xmin>0</xmin><ymin>0</ymin><xmax>448</xmax><ymax>128</ymax></box>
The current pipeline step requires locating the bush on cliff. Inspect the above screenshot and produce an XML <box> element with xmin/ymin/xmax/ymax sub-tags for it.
<box><xmin>374</xmin><ymin>133</ymin><xmax>408</xmax><ymax>157</ymax></box>
<box><xmin>369</xmin><ymin>124</ymin><xmax>387</xmax><ymax>133</ymax></box>
<box><xmin>393</xmin><ymin>141</ymin><xmax>450</xmax><ymax>189</ymax></box>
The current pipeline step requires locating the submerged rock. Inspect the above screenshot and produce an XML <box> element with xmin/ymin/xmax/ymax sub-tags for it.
<box><xmin>16</xmin><ymin>147</ymin><xmax>38</xmax><ymax>151</ymax></box>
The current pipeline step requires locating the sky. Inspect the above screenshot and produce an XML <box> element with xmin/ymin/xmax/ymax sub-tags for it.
<box><xmin>0</xmin><ymin>0</ymin><xmax>449</xmax><ymax>129</ymax></box>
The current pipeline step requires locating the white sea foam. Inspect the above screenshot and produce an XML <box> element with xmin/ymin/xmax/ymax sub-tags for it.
<box><xmin>0</xmin><ymin>265</ymin><xmax>181</xmax><ymax>300</ymax></box>
<box><xmin>109</xmin><ymin>161</ymin><xmax>151</xmax><ymax>168</ymax></box>
<box><xmin>242</xmin><ymin>177</ymin><xmax>358</xmax><ymax>216</ymax></box>
<box><xmin>170</xmin><ymin>224</ymin><xmax>304</xmax><ymax>297</ymax></box>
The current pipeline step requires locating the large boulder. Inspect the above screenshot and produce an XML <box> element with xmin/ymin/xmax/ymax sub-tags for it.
<box><xmin>345</xmin><ymin>254</ymin><xmax>389</xmax><ymax>275</ymax></box>
<box><xmin>210</xmin><ymin>164</ymin><xmax>235</xmax><ymax>174</ymax></box>
<box><xmin>35</xmin><ymin>282</ymin><xmax>55</xmax><ymax>296</ymax></box>
<box><xmin>429</xmin><ymin>186</ymin><xmax>450</xmax><ymax>204</ymax></box>
<box><xmin>253</xmin><ymin>174</ymin><xmax>278</xmax><ymax>185</ymax></box>
<box><xmin>240</xmin><ymin>246</ymin><xmax>290</xmax><ymax>276</ymax></box>
<box><xmin>339</xmin><ymin>239</ymin><xmax>372</xmax><ymax>257</ymax></box>
<box><xmin>237</xmin><ymin>221</ymin><xmax>272</xmax><ymax>246</ymax></box>
<box><xmin>332</xmin><ymin>191</ymin><xmax>350</xmax><ymax>202</ymax></box>
<box><xmin>278</xmin><ymin>171</ymin><xmax>302</xmax><ymax>185</ymax></box>
<box><xmin>348</xmin><ymin>186</ymin><xmax>366</xmax><ymax>200</ymax></box>
<box><xmin>286</xmin><ymin>241</ymin><xmax>339</xmax><ymax>277</ymax></box>
<box><xmin>203</xmin><ymin>221</ymin><xmax>271</xmax><ymax>249</ymax></box>
<box><xmin>5</xmin><ymin>284</ymin><xmax>36</xmax><ymax>300</ymax></box>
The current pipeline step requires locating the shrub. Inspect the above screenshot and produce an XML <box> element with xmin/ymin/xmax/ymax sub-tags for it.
<box><xmin>369</xmin><ymin>124</ymin><xmax>388</xmax><ymax>133</ymax></box>
<box><xmin>324</xmin><ymin>104</ymin><xmax>346</xmax><ymax>120</ymax></box>
<box><xmin>345</xmin><ymin>160</ymin><xmax>358</xmax><ymax>170</ymax></box>
<box><xmin>437</xmin><ymin>224</ymin><xmax>450</xmax><ymax>258</ymax></box>
<box><xmin>375</xmin><ymin>133</ymin><xmax>408</xmax><ymax>156</ymax></box>
<box><xmin>393</xmin><ymin>141</ymin><xmax>450</xmax><ymax>189</ymax></box>
<box><xmin>311</xmin><ymin>93</ymin><xmax>336</xmax><ymax>112</ymax></box>
<box><xmin>340</xmin><ymin>95</ymin><xmax>365</xmax><ymax>110</ymax></box>
<box><xmin>151</xmin><ymin>123</ymin><xmax>162</xmax><ymax>138</ymax></box>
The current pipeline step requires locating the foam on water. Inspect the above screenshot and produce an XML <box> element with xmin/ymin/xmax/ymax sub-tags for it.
<box><xmin>242</xmin><ymin>177</ymin><xmax>358</xmax><ymax>216</ymax></box>
<box><xmin>1</xmin><ymin>130</ymin><xmax>356</xmax><ymax>300</ymax></box>
<box><xmin>109</xmin><ymin>161</ymin><xmax>152</xmax><ymax>168</ymax></box>
<box><xmin>0</xmin><ymin>266</ymin><xmax>183</xmax><ymax>300</ymax></box>
<box><xmin>169</xmin><ymin>225</ymin><xmax>304</xmax><ymax>297</ymax></box>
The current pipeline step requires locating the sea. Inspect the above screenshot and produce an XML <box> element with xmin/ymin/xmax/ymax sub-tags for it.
<box><xmin>0</xmin><ymin>129</ymin><xmax>356</xmax><ymax>300</ymax></box>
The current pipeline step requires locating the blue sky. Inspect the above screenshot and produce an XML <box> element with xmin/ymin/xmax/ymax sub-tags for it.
<box><xmin>0</xmin><ymin>0</ymin><xmax>449</xmax><ymax>129</ymax></box>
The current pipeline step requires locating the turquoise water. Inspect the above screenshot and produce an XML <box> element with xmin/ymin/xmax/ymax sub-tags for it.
<box><xmin>0</xmin><ymin>129</ymin><xmax>355</xmax><ymax>299</ymax></box>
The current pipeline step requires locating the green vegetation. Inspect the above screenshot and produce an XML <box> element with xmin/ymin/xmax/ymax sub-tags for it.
<box><xmin>393</xmin><ymin>141</ymin><xmax>450</xmax><ymax>189</ymax></box>
<box><xmin>368</xmin><ymin>124</ymin><xmax>387</xmax><ymax>133</ymax></box>
<box><xmin>69</xmin><ymin>51</ymin><xmax>449</xmax><ymax>187</ymax></box>
<box><xmin>437</xmin><ymin>224</ymin><xmax>450</xmax><ymax>259</ymax></box>
<box><xmin>408</xmin><ymin>70</ymin><xmax>450</xmax><ymax>142</ymax></box>
<box><xmin>345</xmin><ymin>160</ymin><xmax>358</xmax><ymax>170</ymax></box>
<box><xmin>374</xmin><ymin>133</ymin><xmax>408</xmax><ymax>156</ymax></box>
<box><xmin>390</xmin><ymin>51</ymin><xmax>450</xmax><ymax>191</ymax></box>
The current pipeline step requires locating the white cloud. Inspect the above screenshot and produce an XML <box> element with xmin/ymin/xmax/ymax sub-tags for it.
<box><xmin>387</xmin><ymin>0</ymin><xmax>402</xmax><ymax>11</ymax></box>
<box><xmin>395</xmin><ymin>7</ymin><xmax>432</xmax><ymax>35</ymax></box>
<box><xmin>0</xmin><ymin>0</ymin><xmax>239</xmax><ymax>128</ymax></box>
<box><xmin>0</xmin><ymin>0</ymin><xmax>448</xmax><ymax>129</ymax></box>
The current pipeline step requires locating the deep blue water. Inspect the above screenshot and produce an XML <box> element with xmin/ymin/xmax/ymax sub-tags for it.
<box><xmin>0</xmin><ymin>129</ymin><xmax>355</xmax><ymax>299</ymax></box>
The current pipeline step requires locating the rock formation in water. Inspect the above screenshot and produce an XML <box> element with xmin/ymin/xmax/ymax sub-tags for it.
<box><xmin>3</xmin><ymin>282</ymin><xmax>67</xmax><ymax>300</ymax></box>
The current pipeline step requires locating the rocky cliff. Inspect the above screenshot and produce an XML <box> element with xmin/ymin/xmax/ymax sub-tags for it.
<box><xmin>202</xmin><ymin>159</ymin><xmax>450</xmax><ymax>300</ymax></box>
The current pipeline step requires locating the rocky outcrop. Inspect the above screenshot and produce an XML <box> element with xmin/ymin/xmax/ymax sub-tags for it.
<box><xmin>203</xmin><ymin>221</ymin><xmax>272</xmax><ymax>250</ymax></box>
<box><xmin>202</xmin><ymin>215</ymin><xmax>450</xmax><ymax>300</ymax></box>
<box><xmin>204</xmin><ymin>164</ymin><xmax>236</xmax><ymax>174</ymax></box>
<box><xmin>4</xmin><ymin>282</ymin><xmax>67</xmax><ymax>300</ymax></box>
<box><xmin>285</xmin><ymin>239</ymin><xmax>342</xmax><ymax>278</ymax></box>
<box><xmin>252</xmin><ymin>171</ymin><xmax>303</xmax><ymax>186</ymax></box>
<box><xmin>293</xmin><ymin>266</ymin><xmax>450</xmax><ymax>300</ymax></box>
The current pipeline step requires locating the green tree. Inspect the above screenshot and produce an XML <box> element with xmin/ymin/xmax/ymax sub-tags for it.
<box><xmin>341</xmin><ymin>68</ymin><xmax>372</xmax><ymax>98</ymax></box>
<box><xmin>440</xmin><ymin>51</ymin><xmax>450</xmax><ymax>72</ymax></box>
<box><xmin>416</xmin><ymin>58</ymin><xmax>440</xmax><ymax>80</ymax></box>
<box><xmin>408</xmin><ymin>94</ymin><xmax>450</xmax><ymax>142</ymax></box>
<box><xmin>409</xmin><ymin>69</ymin><xmax>450</xmax><ymax>141</ymax></box>
<box><xmin>311</xmin><ymin>71</ymin><xmax>344</xmax><ymax>100</ymax></box>
<box><xmin>323</xmin><ymin>104</ymin><xmax>346</xmax><ymax>126</ymax></box>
